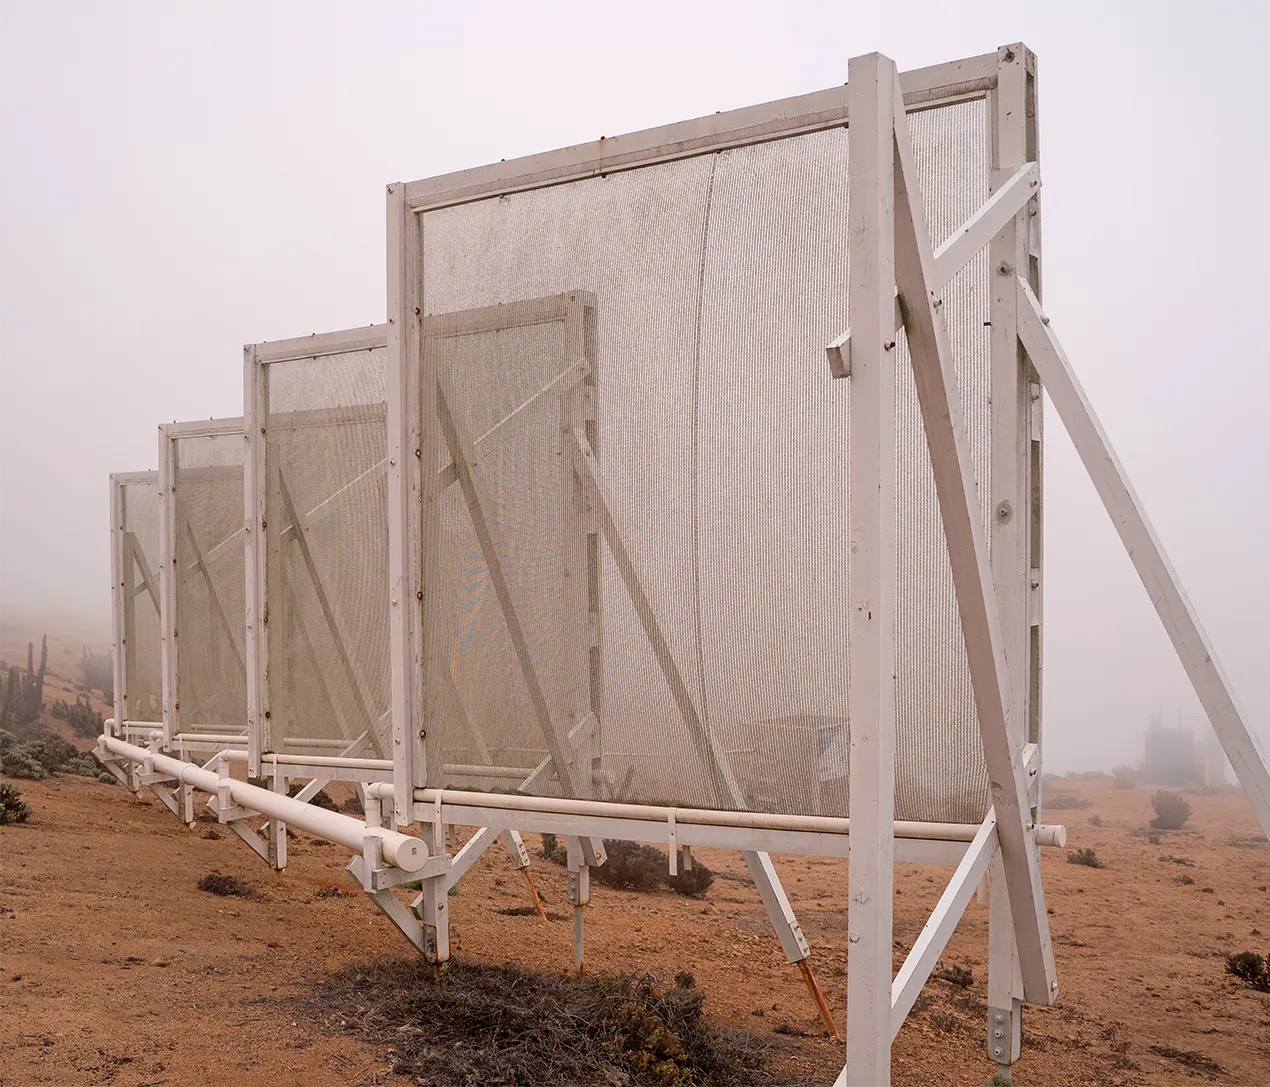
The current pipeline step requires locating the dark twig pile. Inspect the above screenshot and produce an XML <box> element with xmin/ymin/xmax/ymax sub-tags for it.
<box><xmin>296</xmin><ymin>956</ymin><xmax>806</xmax><ymax>1087</ymax></box>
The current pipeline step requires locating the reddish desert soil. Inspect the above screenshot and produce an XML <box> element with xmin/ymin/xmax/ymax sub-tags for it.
<box><xmin>1</xmin><ymin>645</ymin><xmax>1267</xmax><ymax>1086</ymax></box>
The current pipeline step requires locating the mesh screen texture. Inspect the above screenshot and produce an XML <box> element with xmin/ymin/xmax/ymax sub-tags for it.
<box><xmin>173</xmin><ymin>432</ymin><xmax>247</xmax><ymax>734</ymax></box>
<box><xmin>119</xmin><ymin>478</ymin><xmax>163</xmax><ymax>722</ymax></box>
<box><xmin>419</xmin><ymin>99</ymin><xmax>993</xmax><ymax>821</ymax></box>
<box><xmin>263</xmin><ymin>348</ymin><xmax>391</xmax><ymax>757</ymax></box>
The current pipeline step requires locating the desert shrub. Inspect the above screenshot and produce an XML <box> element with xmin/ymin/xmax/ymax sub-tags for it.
<box><xmin>1150</xmin><ymin>790</ymin><xmax>1192</xmax><ymax>830</ymax></box>
<box><xmin>197</xmin><ymin>871</ymin><xmax>259</xmax><ymax>898</ymax></box>
<box><xmin>339</xmin><ymin>793</ymin><xmax>364</xmax><ymax>816</ymax></box>
<box><xmin>1178</xmin><ymin>874</ymin><xmax>1194</xmax><ymax>885</ymax></box>
<box><xmin>597</xmin><ymin>840</ymin><xmax>673</xmax><ymax>892</ymax></box>
<box><xmin>0</xmin><ymin>724</ymin><xmax>79</xmax><ymax>780</ymax></box>
<box><xmin>666</xmin><ymin>860</ymin><xmax>714</xmax><ymax>897</ymax></box>
<box><xmin>539</xmin><ymin>832</ymin><xmax>569</xmax><ymax>865</ymax></box>
<box><xmin>1089</xmin><ymin>814</ymin><xmax>1102</xmax><ymax>826</ymax></box>
<box><xmin>61</xmin><ymin>755</ymin><xmax>105</xmax><ymax>778</ymax></box>
<box><xmin>1111</xmin><ymin>764</ymin><xmax>1139</xmax><ymax>789</ymax></box>
<box><xmin>286</xmin><ymin>783</ymin><xmax>339</xmax><ymax>811</ymax></box>
<box><xmin>49</xmin><ymin>696</ymin><xmax>104</xmax><ymax>739</ymax></box>
<box><xmin>1159</xmin><ymin>854</ymin><xmax>1195</xmax><ymax>867</ymax></box>
<box><xmin>541</xmin><ymin>834</ymin><xmax>714</xmax><ymax>896</ymax></box>
<box><xmin>0</xmin><ymin>781</ymin><xmax>32</xmax><ymax>824</ymax></box>
<box><xmin>1046</xmin><ymin>792</ymin><xmax>1092</xmax><ymax>811</ymax></box>
<box><xmin>1066</xmin><ymin>848</ymin><xmax>1104</xmax><ymax>868</ymax></box>
<box><xmin>1226</xmin><ymin>951</ymin><xmax>1270</xmax><ymax>992</ymax></box>
<box><xmin>299</xmin><ymin>957</ymin><xmax>782</xmax><ymax>1086</ymax></box>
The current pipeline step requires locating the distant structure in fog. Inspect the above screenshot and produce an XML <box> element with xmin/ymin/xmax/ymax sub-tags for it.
<box><xmin>1143</xmin><ymin>710</ymin><xmax>1232</xmax><ymax>788</ymax></box>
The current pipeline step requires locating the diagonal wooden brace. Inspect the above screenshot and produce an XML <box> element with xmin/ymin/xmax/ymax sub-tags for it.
<box><xmin>891</xmin><ymin>78</ymin><xmax>1057</xmax><ymax>1005</ymax></box>
<box><xmin>566</xmin><ymin>427</ymin><xmax>739</xmax><ymax>806</ymax></box>
<box><xmin>276</xmin><ymin>468</ymin><xmax>384</xmax><ymax>750</ymax></box>
<box><xmin>1016</xmin><ymin>279</ymin><xmax>1270</xmax><ymax>838</ymax></box>
<box><xmin>181</xmin><ymin>515</ymin><xmax>247</xmax><ymax>676</ymax></box>
<box><xmin>436</xmin><ymin>373</ymin><xmax>589</xmax><ymax>802</ymax></box>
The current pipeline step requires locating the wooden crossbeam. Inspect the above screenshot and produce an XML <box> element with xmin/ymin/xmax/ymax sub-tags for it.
<box><xmin>827</xmin><ymin>161</ymin><xmax>1041</xmax><ymax>377</ymax></box>
<box><xmin>1016</xmin><ymin>279</ymin><xmax>1270</xmax><ymax>838</ymax></box>
<box><xmin>891</xmin><ymin>75</ymin><xmax>1057</xmax><ymax>1005</ymax></box>
<box><xmin>276</xmin><ymin>469</ymin><xmax>383</xmax><ymax>744</ymax></box>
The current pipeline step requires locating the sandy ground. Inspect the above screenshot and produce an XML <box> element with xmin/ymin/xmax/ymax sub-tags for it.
<box><xmin>1</xmin><ymin>642</ymin><xmax>1268</xmax><ymax>1085</ymax></box>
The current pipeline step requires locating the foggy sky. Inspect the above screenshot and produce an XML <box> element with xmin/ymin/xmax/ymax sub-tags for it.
<box><xmin>1</xmin><ymin>0</ymin><xmax>1266</xmax><ymax>774</ymax></box>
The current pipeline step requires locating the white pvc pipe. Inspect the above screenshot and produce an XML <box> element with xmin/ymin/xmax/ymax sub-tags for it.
<box><xmin>364</xmin><ymin>782</ymin><xmax>1066</xmax><ymax>848</ymax></box>
<box><xmin>442</xmin><ymin>763</ymin><xmax>540</xmax><ymax>780</ymax></box>
<box><xmin>171</xmin><ymin>733</ymin><xmax>367</xmax><ymax>751</ymax></box>
<box><xmin>218</xmin><ymin>750</ymin><xmax>392</xmax><ymax>772</ymax></box>
<box><xmin>100</xmin><ymin>736</ymin><xmax>427</xmax><ymax>871</ymax></box>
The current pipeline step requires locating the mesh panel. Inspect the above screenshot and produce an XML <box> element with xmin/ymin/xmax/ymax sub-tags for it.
<box><xmin>263</xmin><ymin>348</ymin><xmax>391</xmax><ymax>757</ymax></box>
<box><xmin>118</xmin><ymin>477</ymin><xmax>163</xmax><ymax>722</ymax></box>
<box><xmin>172</xmin><ymin>430</ymin><xmax>247</xmax><ymax>734</ymax></box>
<box><xmin>418</xmin><ymin>100</ymin><xmax>993</xmax><ymax>820</ymax></box>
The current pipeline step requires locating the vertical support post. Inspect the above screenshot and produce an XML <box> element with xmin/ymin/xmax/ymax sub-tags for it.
<box><xmin>567</xmin><ymin>836</ymin><xmax>590</xmax><ymax>974</ymax></box>
<box><xmin>109</xmin><ymin>476</ymin><xmax>128</xmax><ymax>731</ymax></box>
<box><xmin>417</xmin><ymin>809</ymin><xmax>450</xmax><ymax>964</ymax></box>
<box><xmin>843</xmin><ymin>51</ymin><xmax>899</xmax><ymax>1087</ymax></box>
<box><xmin>158</xmin><ymin>427</ymin><xmax>178</xmax><ymax>748</ymax></box>
<box><xmin>986</xmin><ymin>42</ymin><xmax>1037</xmax><ymax>1077</ymax></box>
<box><xmin>560</xmin><ymin>293</ymin><xmax>603</xmax><ymax>795</ymax></box>
<box><xmin>386</xmin><ymin>181</ymin><xmax>424</xmax><ymax>827</ymax></box>
<box><xmin>268</xmin><ymin>765</ymin><xmax>288</xmax><ymax>874</ymax></box>
<box><xmin>244</xmin><ymin>344</ymin><xmax>267</xmax><ymax>778</ymax></box>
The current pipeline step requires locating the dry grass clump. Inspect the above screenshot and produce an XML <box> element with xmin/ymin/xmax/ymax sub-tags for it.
<box><xmin>1066</xmin><ymin>848</ymin><xmax>1104</xmax><ymax>869</ymax></box>
<box><xmin>1046</xmin><ymin>792</ymin><xmax>1092</xmax><ymax>811</ymax></box>
<box><xmin>296</xmin><ymin>957</ymin><xmax>802</xmax><ymax>1087</ymax></box>
<box><xmin>197</xmin><ymin>871</ymin><xmax>259</xmax><ymax>899</ymax></box>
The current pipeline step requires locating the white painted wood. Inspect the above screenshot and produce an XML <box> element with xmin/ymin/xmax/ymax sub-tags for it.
<box><xmin>825</xmin><ymin>160</ymin><xmax>1039</xmax><ymax>377</ymax></box>
<box><xmin>158</xmin><ymin>426</ymin><xmax>177</xmax><ymax>747</ymax></box>
<box><xmin>1016</xmin><ymin>279</ymin><xmax>1270</xmax><ymax>837</ymax></box>
<box><xmin>892</xmin><ymin>72</ymin><xmax>1057</xmax><ymax>1005</ymax></box>
<box><xmin>385</xmin><ymin>182</ymin><xmax>419</xmax><ymax>826</ymax></box>
<box><xmin>404</xmin><ymin>53</ymin><xmax>998</xmax><ymax>211</ymax></box>
<box><xmin>244</xmin><ymin>345</ymin><xmax>266</xmax><ymax>776</ymax></box>
<box><xmin>844</xmin><ymin>51</ymin><xmax>900</xmax><ymax>1087</ymax></box>
<box><xmin>252</xmin><ymin>325</ymin><xmax>386</xmax><ymax>365</ymax></box>
<box><xmin>890</xmin><ymin>811</ymin><xmax>999</xmax><ymax>1037</ymax></box>
<box><xmin>987</xmin><ymin>43</ymin><xmax>1036</xmax><ymax>1072</ymax></box>
<box><xmin>108</xmin><ymin>475</ymin><xmax>127</xmax><ymax>730</ymax></box>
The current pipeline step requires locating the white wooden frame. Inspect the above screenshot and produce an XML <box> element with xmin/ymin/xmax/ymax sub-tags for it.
<box><xmin>386</xmin><ymin>50</ymin><xmax>1043</xmax><ymax>1047</ymax></box>
<box><xmin>158</xmin><ymin>417</ymin><xmax>244</xmax><ymax>748</ymax></box>
<box><xmin>109</xmin><ymin>471</ymin><xmax>163</xmax><ymax>738</ymax></box>
<box><xmin>242</xmin><ymin>323</ymin><xmax>547</xmax><ymax>895</ymax></box>
<box><xmin>244</xmin><ymin>326</ymin><xmax>388</xmax><ymax>775</ymax></box>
